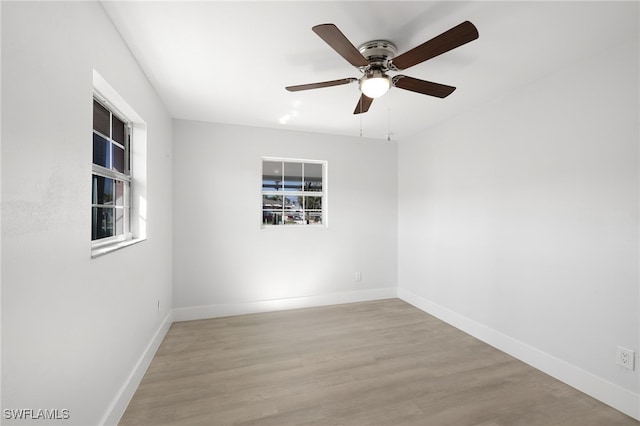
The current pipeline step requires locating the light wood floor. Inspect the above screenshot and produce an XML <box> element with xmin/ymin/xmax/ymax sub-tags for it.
<box><xmin>120</xmin><ymin>299</ymin><xmax>639</xmax><ymax>425</ymax></box>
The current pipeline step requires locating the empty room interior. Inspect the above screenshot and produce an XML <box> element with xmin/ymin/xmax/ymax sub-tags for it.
<box><xmin>1</xmin><ymin>1</ymin><xmax>639</xmax><ymax>425</ymax></box>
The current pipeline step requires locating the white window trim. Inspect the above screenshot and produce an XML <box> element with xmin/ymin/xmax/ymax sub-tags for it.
<box><xmin>91</xmin><ymin>70</ymin><xmax>147</xmax><ymax>257</ymax></box>
<box><xmin>261</xmin><ymin>157</ymin><xmax>328</xmax><ymax>229</ymax></box>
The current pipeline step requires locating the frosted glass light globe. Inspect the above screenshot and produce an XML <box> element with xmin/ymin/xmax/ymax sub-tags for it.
<box><xmin>360</xmin><ymin>73</ymin><xmax>390</xmax><ymax>98</ymax></box>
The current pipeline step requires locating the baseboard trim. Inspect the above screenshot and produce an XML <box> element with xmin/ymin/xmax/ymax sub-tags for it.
<box><xmin>397</xmin><ymin>287</ymin><xmax>640</xmax><ymax>421</ymax></box>
<box><xmin>100</xmin><ymin>310</ymin><xmax>174</xmax><ymax>426</ymax></box>
<box><xmin>173</xmin><ymin>287</ymin><xmax>398</xmax><ymax>322</ymax></box>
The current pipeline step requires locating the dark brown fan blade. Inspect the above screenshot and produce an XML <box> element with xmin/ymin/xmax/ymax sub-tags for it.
<box><xmin>353</xmin><ymin>94</ymin><xmax>374</xmax><ymax>114</ymax></box>
<box><xmin>286</xmin><ymin>78</ymin><xmax>357</xmax><ymax>92</ymax></box>
<box><xmin>393</xmin><ymin>76</ymin><xmax>456</xmax><ymax>98</ymax></box>
<box><xmin>312</xmin><ymin>24</ymin><xmax>369</xmax><ymax>67</ymax></box>
<box><xmin>391</xmin><ymin>21</ymin><xmax>478</xmax><ymax>70</ymax></box>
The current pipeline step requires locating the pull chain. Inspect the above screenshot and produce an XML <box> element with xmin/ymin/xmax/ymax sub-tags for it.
<box><xmin>387</xmin><ymin>104</ymin><xmax>391</xmax><ymax>141</ymax></box>
<box><xmin>359</xmin><ymin>96</ymin><xmax>363</xmax><ymax>137</ymax></box>
<box><xmin>386</xmin><ymin>93</ymin><xmax>392</xmax><ymax>141</ymax></box>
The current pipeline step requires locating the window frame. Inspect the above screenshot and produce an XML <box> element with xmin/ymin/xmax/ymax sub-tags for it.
<box><xmin>261</xmin><ymin>157</ymin><xmax>328</xmax><ymax>229</ymax></box>
<box><xmin>91</xmin><ymin>97</ymin><xmax>132</xmax><ymax>247</ymax></box>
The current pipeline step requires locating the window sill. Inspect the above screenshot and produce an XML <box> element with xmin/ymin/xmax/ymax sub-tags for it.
<box><xmin>261</xmin><ymin>225</ymin><xmax>327</xmax><ymax>230</ymax></box>
<box><xmin>91</xmin><ymin>237</ymin><xmax>145</xmax><ymax>258</ymax></box>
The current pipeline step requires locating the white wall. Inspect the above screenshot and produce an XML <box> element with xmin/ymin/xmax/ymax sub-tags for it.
<box><xmin>398</xmin><ymin>36</ymin><xmax>639</xmax><ymax>417</ymax></box>
<box><xmin>173</xmin><ymin>120</ymin><xmax>397</xmax><ymax>319</ymax></box>
<box><xmin>1</xmin><ymin>2</ymin><xmax>173</xmax><ymax>425</ymax></box>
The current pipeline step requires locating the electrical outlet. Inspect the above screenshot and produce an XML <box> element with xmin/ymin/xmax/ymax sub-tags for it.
<box><xmin>616</xmin><ymin>347</ymin><xmax>635</xmax><ymax>370</ymax></box>
<box><xmin>355</xmin><ymin>272</ymin><xmax>362</xmax><ymax>282</ymax></box>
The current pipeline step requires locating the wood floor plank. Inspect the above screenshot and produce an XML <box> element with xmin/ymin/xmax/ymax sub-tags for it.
<box><xmin>120</xmin><ymin>299</ymin><xmax>639</xmax><ymax>425</ymax></box>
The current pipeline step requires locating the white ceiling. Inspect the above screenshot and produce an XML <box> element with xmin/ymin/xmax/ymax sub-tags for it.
<box><xmin>101</xmin><ymin>1</ymin><xmax>638</xmax><ymax>141</ymax></box>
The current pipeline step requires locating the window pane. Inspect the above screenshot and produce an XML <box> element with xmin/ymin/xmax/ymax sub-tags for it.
<box><xmin>113</xmin><ymin>144</ymin><xmax>125</xmax><ymax>173</ymax></box>
<box><xmin>283</xmin><ymin>162</ymin><xmax>303</xmax><ymax>191</ymax></box>
<box><xmin>93</xmin><ymin>133</ymin><xmax>111</xmax><ymax>168</ymax></box>
<box><xmin>112</xmin><ymin>115</ymin><xmax>125</xmax><ymax>145</ymax></box>
<box><xmin>115</xmin><ymin>180</ymin><xmax>124</xmax><ymax>206</ymax></box>
<box><xmin>262</xmin><ymin>195</ymin><xmax>283</xmax><ymax>210</ymax></box>
<box><xmin>304</xmin><ymin>163</ymin><xmax>323</xmax><ymax>192</ymax></box>
<box><xmin>284</xmin><ymin>195</ymin><xmax>302</xmax><ymax>210</ymax></box>
<box><xmin>284</xmin><ymin>212</ymin><xmax>305</xmax><ymax>225</ymax></box>
<box><xmin>93</xmin><ymin>100</ymin><xmax>110</xmax><ymax>136</ymax></box>
<box><xmin>92</xmin><ymin>175</ymin><xmax>113</xmax><ymax>205</ymax></box>
<box><xmin>284</xmin><ymin>195</ymin><xmax>303</xmax><ymax>224</ymax></box>
<box><xmin>92</xmin><ymin>207</ymin><xmax>113</xmax><ymax>240</ymax></box>
<box><xmin>305</xmin><ymin>211</ymin><xmax>323</xmax><ymax>225</ymax></box>
<box><xmin>263</xmin><ymin>210</ymin><xmax>283</xmax><ymax>225</ymax></box>
<box><xmin>115</xmin><ymin>208</ymin><xmax>124</xmax><ymax>235</ymax></box>
<box><xmin>304</xmin><ymin>196</ymin><xmax>322</xmax><ymax>210</ymax></box>
<box><xmin>262</xmin><ymin>161</ymin><xmax>282</xmax><ymax>191</ymax></box>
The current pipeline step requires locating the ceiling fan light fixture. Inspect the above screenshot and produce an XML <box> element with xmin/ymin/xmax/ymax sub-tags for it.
<box><xmin>360</xmin><ymin>70</ymin><xmax>390</xmax><ymax>98</ymax></box>
<box><xmin>286</xmin><ymin>21</ymin><xmax>478</xmax><ymax>113</ymax></box>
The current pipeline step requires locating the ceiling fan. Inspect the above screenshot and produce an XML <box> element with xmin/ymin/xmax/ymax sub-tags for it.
<box><xmin>286</xmin><ymin>21</ymin><xmax>479</xmax><ymax>114</ymax></box>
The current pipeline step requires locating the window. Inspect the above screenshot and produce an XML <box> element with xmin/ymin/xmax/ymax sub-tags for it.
<box><xmin>262</xmin><ymin>158</ymin><xmax>326</xmax><ymax>227</ymax></box>
<box><xmin>91</xmin><ymin>70</ymin><xmax>147</xmax><ymax>258</ymax></box>
<box><xmin>92</xmin><ymin>99</ymin><xmax>131</xmax><ymax>242</ymax></box>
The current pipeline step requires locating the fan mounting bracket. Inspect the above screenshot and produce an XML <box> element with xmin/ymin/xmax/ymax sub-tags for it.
<box><xmin>357</xmin><ymin>40</ymin><xmax>397</xmax><ymax>72</ymax></box>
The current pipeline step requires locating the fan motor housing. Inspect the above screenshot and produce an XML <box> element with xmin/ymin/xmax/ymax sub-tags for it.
<box><xmin>358</xmin><ymin>40</ymin><xmax>397</xmax><ymax>71</ymax></box>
